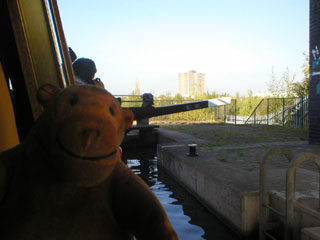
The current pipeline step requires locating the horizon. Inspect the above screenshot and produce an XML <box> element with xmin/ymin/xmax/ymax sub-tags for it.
<box><xmin>58</xmin><ymin>0</ymin><xmax>309</xmax><ymax>96</ymax></box>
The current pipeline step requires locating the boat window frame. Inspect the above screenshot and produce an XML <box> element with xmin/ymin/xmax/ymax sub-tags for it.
<box><xmin>7</xmin><ymin>0</ymin><xmax>74</xmax><ymax>118</ymax></box>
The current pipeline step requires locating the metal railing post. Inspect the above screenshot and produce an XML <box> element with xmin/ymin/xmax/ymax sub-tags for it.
<box><xmin>301</xmin><ymin>96</ymin><xmax>304</xmax><ymax>129</ymax></box>
<box><xmin>282</xmin><ymin>98</ymin><xmax>285</xmax><ymax>126</ymax></box>
<box><xmin>267</xmin><ymin>99</ymin><xmax>270</xmax><ymax>125</ymax></box>
<box><xmin>234</xmin><ymin>99</ymin><xmax>237</xmax><ymax>125</ymax></box>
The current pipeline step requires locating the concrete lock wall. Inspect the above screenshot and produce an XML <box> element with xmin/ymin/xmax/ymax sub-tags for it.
<box><xmin>157</xmin><ymin>144</ymin><xmax>260</xmax><ymax>237</ymax></box>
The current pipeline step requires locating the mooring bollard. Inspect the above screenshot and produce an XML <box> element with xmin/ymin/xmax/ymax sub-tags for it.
<box><xmin>187</xmin><ymin>143</ymin><xmax>198</xmax><ymax>157</ymax></box>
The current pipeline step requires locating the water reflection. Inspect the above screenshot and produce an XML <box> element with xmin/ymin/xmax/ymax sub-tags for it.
<box><xmin>122</xmin><ymin>148</ymin><xmax>240</xmax><ymax>240</ymax></box>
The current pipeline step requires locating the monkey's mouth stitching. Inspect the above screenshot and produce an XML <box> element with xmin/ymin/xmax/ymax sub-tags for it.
<box><xmin>57</xmin><ymin>139</ymin><xmax>116</xmax><ymax>161</ymax></box>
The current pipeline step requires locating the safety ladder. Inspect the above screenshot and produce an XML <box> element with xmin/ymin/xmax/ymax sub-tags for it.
<box><xmin>259</xmin><ymin>147</ymin><xmax>320</xmax><ymax>240</ymax></box>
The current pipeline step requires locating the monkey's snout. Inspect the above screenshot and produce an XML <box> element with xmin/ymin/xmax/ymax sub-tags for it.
<box><xmin>81</xmin><ymin>129</ymin><xmax>100</xmax><ymax>138</ymax></box>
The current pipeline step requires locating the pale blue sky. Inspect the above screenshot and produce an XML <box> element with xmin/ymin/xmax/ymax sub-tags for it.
<box><xmin>58</xmin><ymin>0</ymin><xmax>309</xmax><ymax>96</ymax></box>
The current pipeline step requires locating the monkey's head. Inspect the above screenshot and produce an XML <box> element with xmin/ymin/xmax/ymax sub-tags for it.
<box><xmin>35</xmin><ymin>84</ymin><xmax>134</xmax><ymax>187</ymax></box>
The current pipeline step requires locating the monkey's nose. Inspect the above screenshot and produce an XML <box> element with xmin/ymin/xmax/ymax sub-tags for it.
<box><xmin>82</xmin><ymin>129</ymin><xmax>100</xmax><ymax>138</ymax></box>
<box><xmin>81</xmin><ymin>129</ymin><xmax>101</xmax><ymax>154</ymax></box>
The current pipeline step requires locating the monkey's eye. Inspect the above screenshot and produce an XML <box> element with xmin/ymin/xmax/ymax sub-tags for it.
<box><xmin>109</xmin><ymin>107</ymin><xmax>115</xmax><ymax>116</ymax></box>
<box><xmin>69</xmin><ymin>95</ymin><xmax>79</xmax><ymax>106</ymax></box>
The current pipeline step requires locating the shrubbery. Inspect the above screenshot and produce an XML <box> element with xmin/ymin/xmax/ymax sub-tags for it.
<box><xmin>121</xmin><ymin>91</ymin><xmax>265</xmax><ymax>122</ymax></box>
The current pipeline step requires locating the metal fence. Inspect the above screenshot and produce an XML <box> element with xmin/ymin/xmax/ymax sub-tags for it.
<box><xmin>119</xmin><ymin>95</ymin><xmax>308</xmax><ymax>129</ymax></box>
<box><xmin>243</xmin><ymin>96</ymin><xmax>308</xmax><ymax>129</ymax></box>
<box><xmin>215</xmin><ymin>99</ymin><xmax>237</xmax><ymax>123</ymax></box>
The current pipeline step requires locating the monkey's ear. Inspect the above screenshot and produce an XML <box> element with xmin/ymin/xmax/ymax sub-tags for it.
<box><xmin>122</xmin><ymin>108</ymin><xmax>134</xmax><ymax>130</ymax></box>
<box><xmin>37</xmin><ymin>84</ymin><xmax>61</xmax><ymax>107</ymax></box>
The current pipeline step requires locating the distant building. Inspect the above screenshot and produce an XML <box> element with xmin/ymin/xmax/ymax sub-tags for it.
<box><xmin>178</xmin><ymin>70</ymin><xmax>206</xmax><ymax>97</ymax></box>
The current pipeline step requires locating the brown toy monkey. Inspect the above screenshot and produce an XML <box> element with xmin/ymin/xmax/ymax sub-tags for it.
<box><xmin>0</xmin><ymin>84</ymin><xmax>178</xmax><ymax>240</ymax></box>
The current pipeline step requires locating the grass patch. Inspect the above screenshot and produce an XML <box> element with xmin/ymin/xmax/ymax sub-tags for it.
<box><xmin>238</xmin><ymin>152</ymin><xmax>245</xmax><ymax>157</ymax></box>
<box><xmin>160</xmin><ymin>123</ymin><xmax>308</xmax><ymax>146</ymax></box>
<box><xmin>218</xmin><ymin>158</ymin><xmax>227</xmax><ymax>162</ymax></box>
<box><xmin>245</xmin><ymin>168</ymin><xmax>255</xmax><ymax>172</ymax></box>
<box><xmin>206</xmin><ymin>141</ymin><xmax>224</xmax><ymax>147</ymax></box>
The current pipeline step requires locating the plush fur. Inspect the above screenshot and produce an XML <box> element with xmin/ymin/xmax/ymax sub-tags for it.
<box><xmin>0</xmin><ymin>84</ymin><xmax>178</xmax><ymax>240</ymax></box>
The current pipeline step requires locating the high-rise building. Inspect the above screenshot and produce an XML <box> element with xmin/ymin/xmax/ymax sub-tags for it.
<box><xmin>178</xmin><ymin>70</ymin><xmax>205</xmax><ymax>97</ymax></box>
<box><xmin>197</xmin><ymin>73</ymin><xmax>205</xmax><ymax>95</ymax></box>
<box><xmin>178</xmin><ymin>72</ymin><xmax>189</xmax><ymax>97</ymax></box>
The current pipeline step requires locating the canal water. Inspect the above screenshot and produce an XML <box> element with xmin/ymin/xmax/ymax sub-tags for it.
<box><xmin>122</xmin><ymin>147</ymin><xmax>240</xmax><ymax>240</ymax></box>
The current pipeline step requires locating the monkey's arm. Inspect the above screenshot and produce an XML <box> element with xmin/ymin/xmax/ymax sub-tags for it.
<box><xmin>112</xmin><ymin>161</ymin><xmax>178</xmax><ymax>240</ymax></box>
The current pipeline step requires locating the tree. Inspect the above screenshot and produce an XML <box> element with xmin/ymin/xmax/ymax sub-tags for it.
<box><xmin>122</xmin><ymin>80</ymin><xmax>141</xmax><ymax>108</ymax></box>
<box><xmin>267</xmin><ymin>67</ymin><xmax>296</xmax><ymax>97</ymax></box>
<box><xmin>132</xmin><ymin>80</ymin><xmax>141</xmax><ymax>95</ymax></box>
<box><xmin>267</xmin><ymin>67</ymin><xmax>284</xmax><ymax>97</ymax></box>
<box><xmin>292</xmin><ymin>53</ymin><xmax>309</xmax><ymax>97</ymax></box>
<box><xmin>282</xmin><ymin>67</ymin><xmax>296</xmax><ymax>97</ymax></box>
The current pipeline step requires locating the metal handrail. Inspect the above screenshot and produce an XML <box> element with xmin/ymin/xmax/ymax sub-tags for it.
<box><xmin>259</xmin><ymin>147</ymin><xmax>294</xmax><ymax>240</ymax></box>
<box><xmin>244</xmin><ymin>96</ymin><xmax>308</xmax><ymax>128</ymax></box>
<box><xmin>268</xmin><ymin>97</ymin><xmax>308</xmax><ymax>125</ymax></box>
<box><xmin>260</xmin><ymin>148</ymin><xmax>320</xmax><ymax>240</ymax></box>
<box><xmin>285</xmin><ymin>152</ymin><xmax>320</xmax><ymax>240</ymax></box>
<box><xmin>244</xmin><ymin>99</ymin><xmax>264</xmax><ymax>124</ymax></box>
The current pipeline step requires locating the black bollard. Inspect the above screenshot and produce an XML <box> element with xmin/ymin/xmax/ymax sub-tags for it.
<box><xmin>187</xmin><ymin>144</ymin><xmax>198</xmax><ymax>157</ymax></box>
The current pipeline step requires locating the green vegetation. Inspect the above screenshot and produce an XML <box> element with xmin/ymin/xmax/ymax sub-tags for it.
<box><xmin>206</xmin><ymin>141</ymin><xmax>224</xmax><ymax>147</ymax></box>
<box><xmin>122</xmin><ymin>88</ymin><xmax>231</xmax><ymax>122</ymax></box>
<box><xmin>160</xmin><ymin>124</ymin><xmax>308</xmax><ymax>147</ymax></box>
<box><xmin>245</xmin><ymin>168</ymin><xmax>255</xmax><ymax>172</ymax></box>
<box><xmin>218</xmin><ymin>158</ymin><xmax>227</xmax><ymax>162</ymax></box>
<box><xmin>234</xmin><ymin>91</ymin><xmax>263</xmax><ymax>117</ymax></box>
<box><xmin>121</xmin><ymin>81</ymin><xmax>142</xmax><ymax>108</ymax></box>
<box><xmin>267</xmin><ymin>54</ymin><xmax>309</xmax><ymax>98</ymax></box>
<box><xmin>121</xmin><ymin>85</ymin><xmax>304</xmax><ymax>124</ymax></box>
<box><xmin>152</xmin><ymin>92</ymin><xmax>229</xmax><ymax>122</ymax></box>
<box><xmin>238</xmin><ymin>152</ymin><xmax>245</xmax><ymax>157</ymax></box>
